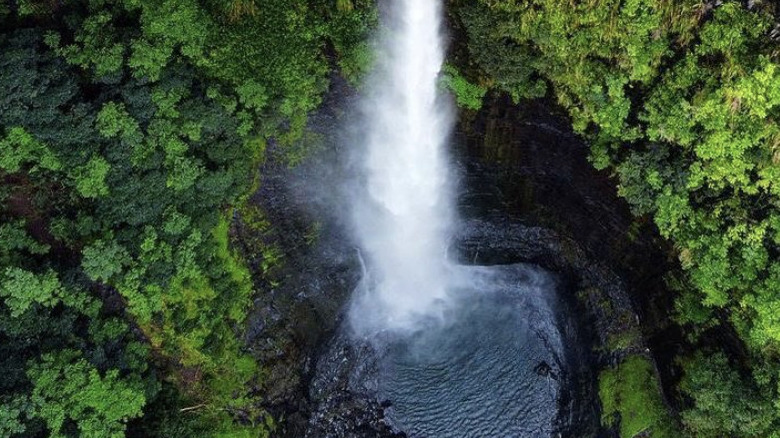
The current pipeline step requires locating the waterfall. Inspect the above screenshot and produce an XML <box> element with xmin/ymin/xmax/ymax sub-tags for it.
<box><xmin>349</xmin><ymin>0</ymin><xmax>454</xmax><ymax>336</ymax></box>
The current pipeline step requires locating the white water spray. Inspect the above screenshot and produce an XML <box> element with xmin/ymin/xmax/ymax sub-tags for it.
<box><xmin>349</xmin><ymin>0</ymin><xmax>455</xmax><ymax>336</ymax></box>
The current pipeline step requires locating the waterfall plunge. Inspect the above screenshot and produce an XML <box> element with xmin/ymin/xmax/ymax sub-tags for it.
<box><xmin>349</xmin><ymin>0</ymin><xmax>455</xmax><ymax>337</ymax></box>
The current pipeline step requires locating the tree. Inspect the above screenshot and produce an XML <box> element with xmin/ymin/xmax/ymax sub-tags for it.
<box><xmin>0</xmin><ymin>0</ymin><xmax>375</xmax><ymax>435</ymax></box>
<box><xmin>455</xmin><ymin>1</ymin><xmax>780</xmax><ymax>434</ymax></box>
<box><xmin>74</xmin><ymin>156</ymin><xmax>111</xmax><ymax>198</ymax></box>
<box><xmin>27</xmin><ymin>350</ymin><xmax>147</xmax><ymax>438</ymax></box>
<box><xmin>0</xmin><ymin>267</ymin><xmax>63</xmax><ymax>317</ymax></box>
<box><xmin>680</xmin><ymin>352</ymin><xmax>776</xmax><ymax>437</ymax></box>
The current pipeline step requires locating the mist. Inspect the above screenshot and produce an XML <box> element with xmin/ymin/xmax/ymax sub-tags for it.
<box><xmin>347</xmin><ymin>0</ymin><xmax>456</xmax><ymax>337</ymax></box>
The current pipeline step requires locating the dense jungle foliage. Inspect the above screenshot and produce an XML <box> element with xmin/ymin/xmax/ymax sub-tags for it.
<box><xmin>0</xmin><ymin>0</ymin><xmax>374</xmax><ymax>436</ymax></box>
<box><xmin>450</xmin><ymin>0</ymin><xmax>780</xmax><ymax>436</ymax></box>
<box><xmin>4</xmin><ymin>0</ymin><xmax>780</xmax><ymax>436</ymax></box>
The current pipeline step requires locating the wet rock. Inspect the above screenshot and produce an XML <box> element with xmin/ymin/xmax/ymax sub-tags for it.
<box><xmin>534</xmin><ymin>361</ymin><xmax>552</xmax><ymax>378</ymax></box>
<box><xmin>238</xmin><ymin>85</ymin><xmax>681</xmax><ymax>436</ymax></box>
<box><xmin>306</xmin><ymin>333</ymin><xmax>402</xmax><ymax>438</ymax></box>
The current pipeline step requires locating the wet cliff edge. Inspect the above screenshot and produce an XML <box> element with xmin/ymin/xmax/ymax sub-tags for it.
<box><xmin>231</xmin><ymin>81</ymin><xmax>684</xmax><ymax>436</ymax></box>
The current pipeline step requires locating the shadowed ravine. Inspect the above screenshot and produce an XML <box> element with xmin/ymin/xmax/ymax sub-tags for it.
<box><xmin>334</xmin><ymin>0</ymin><xmax>586</xmax><ymax>436</ymax></box>
<box><xmin>260</xmin><ymin>83</ymin><xmax>608</xmax><ymax>436</ymax></box>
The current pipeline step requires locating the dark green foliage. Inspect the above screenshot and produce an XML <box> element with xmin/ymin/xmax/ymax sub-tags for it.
<box><xmin>455</xmin><ymin>0</ymin><xmax>780</xmax><ymax>435</ymax></box>
<box><xmin>680</xmin><ymin>352</ymin><xmax>776</xmax><ymax>437</ymax></box>
<box><xmin>0</xmin><ymin>0</ymin><xmax>373</xmax><ymax>435</ymax></box>
<box><xmin>27</xmin><ymin>350</ymin><xmax>148</xmax><ymax>437</ymax></box>
<box><xmin>440</xmin><ymin>64</ymin><xmax>488</xmax><ymax>110</ymax></box>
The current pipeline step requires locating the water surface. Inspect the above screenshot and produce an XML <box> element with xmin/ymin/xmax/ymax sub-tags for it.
<box><xmin>378</xmin><ymin>264</ymin><xmax>566</xmax><ymax>437</ymax></box>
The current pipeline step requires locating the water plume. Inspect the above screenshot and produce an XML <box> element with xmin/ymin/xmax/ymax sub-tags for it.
<box><xmin>348</xmin><ymin>0</ymin><xmax>455</xmax><ymax>336</ymax></box>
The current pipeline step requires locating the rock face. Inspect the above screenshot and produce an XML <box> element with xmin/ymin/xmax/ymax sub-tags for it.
<box><xmin>240</xmin><ymin>89</ymin><xmax>680</xmax><ymax>437</ymax></box>
<box><xmin>456</xmin><ymin>96</ymin><xmax>682</xmax><ymax>395</ymax></box>
<box><xmin>457</xmin><ymin>96</ymin><xmax>667</xmax><ymax>283</ymax></box>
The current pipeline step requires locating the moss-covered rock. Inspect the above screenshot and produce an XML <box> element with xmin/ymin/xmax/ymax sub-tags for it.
<box><xmin>599</xmin><ymin>355</ymin><xmax>679</xmax><ymax>437</ymax></box>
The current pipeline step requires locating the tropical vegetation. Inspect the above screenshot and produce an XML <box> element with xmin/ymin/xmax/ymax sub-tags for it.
<box><xmin>0</xmin><ymin>0</ymin><xmax>373</xmax><ymax>436</ymax></box>
<box><xmin>451</xmin><ymin>0</ymin><xmax>780</xmax><ymax>435</ymax></box>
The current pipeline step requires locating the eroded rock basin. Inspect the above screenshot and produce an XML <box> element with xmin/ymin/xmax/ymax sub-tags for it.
<box><xmin>307</xmin><ymin>263</ymin><xmax>594</xmax><ymax>437</ymax></box>
<box><xmin>379</xmin><ymin>264</ymin><xmax>565</xmax><ymax>437</ymax></box>
<box><xmin>249</xmin><ymin>88</ymin><xmax>657</xmax><ymax>437</ymax></box>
